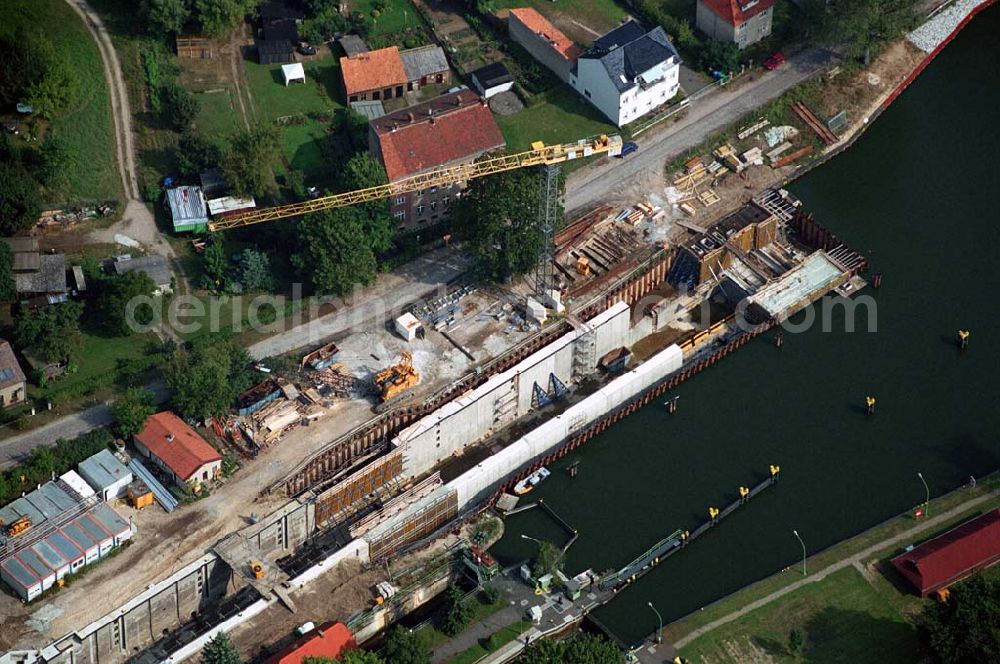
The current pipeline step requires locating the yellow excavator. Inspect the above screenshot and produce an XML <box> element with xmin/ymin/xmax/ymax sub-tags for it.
<box><xmin>374</xmin><ymin>352</ymin><xmax>420</xmax><ymax>406</ymax></box>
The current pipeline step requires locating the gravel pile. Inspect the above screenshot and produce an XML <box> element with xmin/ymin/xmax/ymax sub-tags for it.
<box><xmin>907</xmin><ymin>0</ymin><xmax>984</xmax><ymax>52</ymax></box>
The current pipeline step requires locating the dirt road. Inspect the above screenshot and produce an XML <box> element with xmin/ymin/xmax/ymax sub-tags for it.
<box><xmin>63</xmin><ymin>0</ymin><xmax>176</xmax><ymax>259</ymax></box>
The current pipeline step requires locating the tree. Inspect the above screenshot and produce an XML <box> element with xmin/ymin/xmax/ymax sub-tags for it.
<box><xmin>176</xmin><ymin>130</ymin><xmax>222</xmax><ymax>178</ymax></box>
<box><xmin>788</xmin><ymin>626</ymin><xmax>805</xmax><ymax>655</ymax></box>
<box><xmin>0</xmin><ymin>162</ymin><xmax>41</xmax><ymax>235</ymax></box>
<box><xmin>453</xmin><ymin>167</ymin><xmax>552</xmax><ymax>281</ymax></box>
<box><xmin>92</xmin><ymin>271</ymin><xmax>158</xmax><ymax>336</ymax></box>
<box><xmin>923</xmin><ymin>574</ymin><xmax>1000</xmax><ymax>663</ymax></box>
<box><xmin>162</xmin><ymin>83</ymin><xmax>200</xmax><ymax>130</ymax></box>
<box><xmin>112</xmin><ymin>387</ymin><xmax>155</xmax><ymax>438</ymax></box>
<box><xmin>222</xmin><ymin>124</ymin><xmax>281</xmax><ymax>199</ymax></box>
<box><xmin>819</xmin><ymin>0</ymin><xmax>918</xmax><ymax>63</ymax></box>
<box><xmin>0</xmin><ymin>242</ymin><xmax>16</xmax><ymax>302</ymax></box>
<box><xmin>202</xmin><ymin>241</ymin><xmax>229</xmax><ymax>290</ymax></box>
<box><xmin>382</xmin><ymin>626</ymin><xmax>430</xmax><ymax>664</ymax></box>
<box><xmin>437</xmin><ymin>585</ymin><xmax>474</xmax><ymax>637</ymax></box>
<box><xmin>292</xmin><ymin>208</ymin><xmax>378</xmax><ymax>295</ymax></box>
<box><xmin>701</xmin><ymin>40</ymin><xmax>740</xmax><ymax>74</ymax></box>
<box><xmin>38</xmin><ymin>135</ymin><xmax>79</xmax><ymax>193</ymax></box>
<box><xmin>143</xmin><ymin>0</ymin><xmax>191</xmax><ymax>35</ymax></box>
<box><xmin>0</xmin><ymin>28</ymin><xmax>80</xmax><ymax>119</ymax></box>
<box><xmin>164</xmin><ymin>335</ymin><xmax>254</xmax><ymax>421</ymax></box>
<box><xmin>304</xmin><ymin>651</ymin><xmax>384</xmax><ymax>664</ymax></box>
<box><xmin>194</xmin><ymin>0</ymin><xmax>252</xmax><ymax>38</ymax></box>
<box><xmin>238</xmin><ymin>248</ymin><xmax>273</xmax><ymax>291</ymax></box>
<box><xmin>201</xmin><ymin>632</ymin><xmax>242</xmax><ymax>664</ymax></box>
<box><xmin>339</xmin><ymin>153</ymin><xmax>394</xmax><ymax>254</ymax></box>
<box><xmin>13</xmin><ymin>300</ymin><xmax>85</xmax><ymax>364</ymax></box>
<box><xmin>531</xmin><ymin>540</ymin><xmax>562</xmax><ymax>579</ymax></box>
<box><xmin>562</xmin><ymin>634</ymin><xmax>622</xmax><ymax>664</ymax></box>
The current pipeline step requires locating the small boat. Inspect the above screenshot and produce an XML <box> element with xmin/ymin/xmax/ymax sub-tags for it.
<box><xmin>514</xmin><ymin>467</ymin><xmax>551</xmax><ymax>495</ymax></box>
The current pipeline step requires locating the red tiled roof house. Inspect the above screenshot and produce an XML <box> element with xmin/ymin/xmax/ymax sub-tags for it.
<box><xmin>369</xmin><ymin>91</ymin><xmax>505</xmax><ymax>226</ymax></box>
<box><xmin>264</xmin><ymin>622</ymin><xmax>356</xmax><ymax>664</ymax></box>
<box><xmin>341</xmin><ymin>45</ymin><xmax>450</xmax><ymax>103</ymax></box>
<box><xmin>696</xmin><ymin>0</ymin><xmax>775</xmax><ymax>49</ymax></box>
<box><xmin>507</xmin><ymin>8</ymin><xmax>581</xmax><ymax>83</ymax></box>
<box><xmin>891</xmin><ymin>509</ymin><xmax>1000</xmax><ymax>597</ymax></box>
<box><xmin>133</xmin><ymin>411</ymin><xmax>222</xmax><ymax>488</ymax></box>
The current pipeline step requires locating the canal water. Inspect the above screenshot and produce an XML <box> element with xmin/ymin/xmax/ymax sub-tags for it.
<box><xmin>490</xmin><ymin>5</ymin><xmax>1000</xmax><ymax>644</ymax></box>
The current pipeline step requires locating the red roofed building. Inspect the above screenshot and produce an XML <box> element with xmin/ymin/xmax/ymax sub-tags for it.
<box><xmin>369</xmin><ymin>91</ymin><xmax>505</xmax><ymax>226</ymax></box>
<box><xmin>133</xmin><ymin>411</ymin><xmax>222</xmax><ymax>488</ymax></box>
<box><xmin>508</xmin><ymin>8</ymin><xmax>581</xmax><ymax>83</ymax></box>
<box><xmin>891</xmin><ymin>509</ymin><xmax>1000</xmax><ymax>597</ymax></box>
<box><xmin>341</xmin><ymin>45</ymin><xmax>451</xmax><ymax>103</ymax></box>
<box><xmin>264</xmin><ymin>622</ymin><xmax>356</xmax><ymax>664</ymax></box>
<box><xmin>696</xmin><ymin>0</ymin><xmax>775</xmax><ymax>49</ymax></box>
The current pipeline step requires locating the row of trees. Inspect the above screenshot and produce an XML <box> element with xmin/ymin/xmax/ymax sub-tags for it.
<box><xmin>0</xmin><ymin>429</ymin><xmax>113</xmax><ymax>507</ymax></box>
<box><xmin>141</xmin><ymin>0</ymin><xmax>258</xmax><ymax>38</ymax></box>
<box><xmin>0</xmin><ymin>135</ymin><xmax>80</xmax><ymax>235</ymax></box>
<box><xmin>201</xmin><ymin>626</ymin><xmax>431</xmax><ymax>664</ymax></box>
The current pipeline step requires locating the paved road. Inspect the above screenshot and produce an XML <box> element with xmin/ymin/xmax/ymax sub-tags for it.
<box><xmin>673</xmin><ymin>491</ymin><xmax>995</xmax><ymax>649</ymax></box>
<box><xmin>247</xmin><ymin>247</ymin><xmax>470</xmax><ymax>360</ymax></box>
<box><xmin>564</xmin><ymin>47</ymin><xmax>835</xmax><ymax>213</ymax></box>
<box><xmin>0</xmin><ymin>382</ymin><xmax>169</xmax><ymax>469</ymax></box>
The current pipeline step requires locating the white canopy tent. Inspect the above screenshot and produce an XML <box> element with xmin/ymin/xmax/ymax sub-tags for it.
<box><xmin>281</xmin><ymin>63</ymin><xmax>305</xmax><ymax>86</ymax></box>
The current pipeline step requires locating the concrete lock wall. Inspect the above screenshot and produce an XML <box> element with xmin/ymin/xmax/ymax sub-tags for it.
<box><xmin>396</xmin><ymin>302</ymin><xmax>631</xmax><ymax>478</ymax></box>
<box><xmin>450</xmin><ymin>343</ymin><xmax>684</xmax><ymax>509</ymax></box>
<box><xmin>41</xmin><ymin>554</ymin><xmax>231</xmax><ymax>664</ymax></box>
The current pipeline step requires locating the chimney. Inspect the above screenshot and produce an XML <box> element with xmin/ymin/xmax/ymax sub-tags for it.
<box><xmin>166</xmin><ymin>434</ymin><xmax>175</xmax><ymax>442</ymax></box>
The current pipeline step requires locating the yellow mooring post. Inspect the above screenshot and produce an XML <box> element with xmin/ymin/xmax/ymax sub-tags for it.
<box><xmin>958</xmin><ymin>330</ymin><xmax>970</xmax><ymax>349</ymax></box>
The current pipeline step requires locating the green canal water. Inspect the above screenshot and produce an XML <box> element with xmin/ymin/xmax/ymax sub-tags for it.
<box><xmin>490</xmin><ymin>5</ymin><xmax>1000</xmax><ymax>644</ymax></box>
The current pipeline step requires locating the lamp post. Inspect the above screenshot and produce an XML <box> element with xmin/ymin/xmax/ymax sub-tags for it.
<box><xmin>918</xmin><ymin>472</ymin><xmax>930</xmax><ymax>516</ymax></box>
<box><xmin>792</xmin><ymin>530</ymin><xmax>807</xmax><ymax>576</ymax></box>
<box><xmin>648</xmin><ymin>601</ymin><xmax>663</xmax><ymax>644</ymax></box>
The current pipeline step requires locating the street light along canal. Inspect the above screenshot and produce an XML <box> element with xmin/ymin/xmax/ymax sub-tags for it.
<box><xmin>490</xmin><ymin>4</ymin><xmax>1000</xmax><ymax>643</ymax></box>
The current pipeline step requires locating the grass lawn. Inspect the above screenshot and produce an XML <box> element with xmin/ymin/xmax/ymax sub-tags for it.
<box><xmin>417</xmin><ymin>594</ymin><xmax>508</xmax><ymax>651</ymax></box>
<box><xmin>353</xmin><ymin>0</ymin><xmax>425</xmax><ymax>36</ymax></box>
<box><xmin>496</xmin><ymin>87</ymin><xmax>618</xmax><ymax>153</ymax></box>
<box><xmin>27</xmin><ymin>330</ymin><xmax>158</xmax><ymax>404</ymax></box>
<box><xmin>243</xmin><ymin>48</ymin><xmax>344</xmax><ymax>178</ymax></box>
<box><xmin>447</xmin><ymin>624</ymin><xmax>523</xmax><ymax>664</ymax></box>
<box><xmin>195</xmin><ymin>87</ymin><xmax>244</xmax><ymax>143</ymax></box>
<box><xmin>680</xmin><ymin>567</ymin><xmax>922</xmax><ymax>663</ymax></box>
<box><xmin>2</xmin><ymin>0</ymin><xmax>121</xmax><ymax>205</ymax></box>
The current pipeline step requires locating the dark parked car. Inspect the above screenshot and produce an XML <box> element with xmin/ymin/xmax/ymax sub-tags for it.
<box><xmin>618</xmin><ymin>141</ymin><xmax>639</xmax><ymax>158</ymax></box>
<box><xmin>297</xmin><ymin>43</ymin><xmax>317</xmax><ymax>56</ymax></box>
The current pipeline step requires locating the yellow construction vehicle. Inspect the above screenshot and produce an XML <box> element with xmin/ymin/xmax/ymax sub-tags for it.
<box><xmin>374</xmin><ymin>352</ymin><xmax>420</xmax><ymax>404</ymax></box>
<box><xmin>575</xmin><ymin>256</ymin><xmax>591</xmax><ymax>277</ymax></box>
<box><xmin>207</xmin><ymin>135</ymin><xmax>623</xmax><ymax>232</ymax></box>
<box><xmin>249</xmin><ymin>561</ymin><xmax>265</xmax><ymax>579</ymax></box>
<box><xmin>5</xmin><ymin>516</ymin><xmax>31</xmax><ymax>537</ymax></box>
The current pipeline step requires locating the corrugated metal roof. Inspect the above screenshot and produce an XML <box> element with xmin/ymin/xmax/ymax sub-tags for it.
<box><xmin>78</xmin><ymin>449</ymin><xmax>130</xmax><ymax>492</ymax></box>
<box><xmin>78</xmin><ymin>514</ymin><xmax>112</xmax><ymax>544</ymax></box>
<box><xmin>32</xmin><ymin>540</ymin><xmax>69</xmax><ymax>571</ymax></box>
<box><xmin>400</xmin><ymin>45</ymin><xmax>449</xmax><ymax>81</ymax></box>
<box><xmin>165</xmin><ymin>187</ymin><xmax>209</xmax><ymax>227</ymax></box>
<box><xmin>17</xmin><ymin>549</ymin><xmax>54</xmax><ymax>580</ymax></box>
<box><xmin>26</xmin><ymin>483</ymin><xmax>77</xmax><ymax>520</ymax></box>
<box><xmin>113</xmin><ymin>255</ymin><xmax>173</xmax><ymax>288</ymax></box>
<box><xmin>90</xmin><ymin>503</ymin><xmax>130</xmax><ymax>537</ymax></box>
<box><xmin>48</xmin><ymin>531</ymin><xmax>84</xmax><ymax>562</ymax></box>
<box><xmin>0</xmin><ymin>497</ymin><xmax>45</xmax><ymax>529</ymax></box>
<box><xmin>1</xmin><ymin>557</ymin><xmax>41</xmax><ymax>589</ymax></box>
<box><xmin>62</xmin><ymin>522</ymin><xmax>98</xmax><ymax>552</ymax></box>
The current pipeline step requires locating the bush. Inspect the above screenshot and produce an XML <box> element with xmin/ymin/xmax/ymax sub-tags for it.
<box><xmin>162</xmin><ymin>83</ymin><xmax>200</xmax><ymax>130</ymax></box>
<box><xmin>480</xmin><ymin>584</ymin><xmax>500</xmax><ymax>605</ymax></box>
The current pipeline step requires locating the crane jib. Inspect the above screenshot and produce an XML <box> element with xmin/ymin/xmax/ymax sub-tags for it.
<box><xmin>207</xmin><ymin>135</ymin><xmax>623</xmax><ymax>231</ymax></box>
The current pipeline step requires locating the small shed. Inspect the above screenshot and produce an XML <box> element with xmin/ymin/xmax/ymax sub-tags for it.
<box><xmin>58</xmin><ymin>470</ymin><xmax>96</xmax><ymax>500</ymax></box>
<box><xmin>282</xmin><ymin>62</ymin><xmax>306</xmax><ymax>86</ymax></box>
<box><xmin>394</xmin><ymin>312</ymin><xmax>423</xmax><ymax>341</ymax></box>
<box><xmin>78</xmin><ymin>449</ymin><xmax>133</xmax><ymax>502</ymax></box>
<box><xmin>207</xmin><ymin>196</ymin><xmax>256</xmax><ymax>216</ymax></box>
<box><xmin>339</xmin><ymin>34</ymin><xmax>369</xmax><ymax>58</ymax></box>
<box><xmin>470</xmin><ymin>63</ymin><xmax>514</xmax><ymax>98</ymax></box>
<box><xmin>165</xmin><ymin>186</ymin><xmax>209</xmax><ymax>233</ymax></box>
<box><xmin>113</xmin><ymin>255</ymin><xmax>173</xmax><ymax>295</ymax></box>
<box><xmin>350</xmin><ymin>100</ymin><xmax>385</xmax><ymax>121</ymax></box>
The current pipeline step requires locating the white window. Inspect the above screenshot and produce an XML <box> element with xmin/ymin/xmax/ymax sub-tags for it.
<box><xmin>417</xmin><ymin>205</ymin><xmax>425</xmax><ymax>216</ymax></box>
<box><xmin>442</xmin><ymin>196</ymin><xmax>450</xmax><ymax>207</ymax></box>
<box><xmin>393</xmin><ymin>210</ymin><xmax>405</xmax><ymax>221</ymax></box>
<box><xmin>394</xmin><ymin>196</ymin><xmax>405</xmax><ymax>205</ymax></box>
<box><xmin>430</xmin><ymin>201</ymin><xmax>437</xmax><ymax>212</ymax></box>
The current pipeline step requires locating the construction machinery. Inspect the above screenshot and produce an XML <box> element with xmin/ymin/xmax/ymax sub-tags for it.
<box><xmin>3</xmin><ymin>516</ymin><xmax>31</xmax><ymax>537</ymax></box>
<box><xmin>374</xmin><ymin>351</ymin><xmax>420</xmax><ymax>405</ymax></box>
<box><xmin>249</xmin><ymin>561</ymin><xmax>265</xmax><ymax>579</ymax></box>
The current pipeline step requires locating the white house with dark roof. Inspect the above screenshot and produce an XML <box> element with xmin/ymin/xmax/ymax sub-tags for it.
<box><xmin>569</xmin><ymin>21</ymin><xmax>681</xmax><ymax>127</ymax></box>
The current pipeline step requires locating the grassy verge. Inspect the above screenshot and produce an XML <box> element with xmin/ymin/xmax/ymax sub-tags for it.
<box><xmin>417</xmin><ymin>592</ymin><xmax>509</xmax><ymax>651</ymax></box>
<box><xmin>680</xmin><ymin>566</ymin><xmax>923</xmax><ymax>663</ymax></box>
<box><xmin>1</xmin><ymin>0</ymin><xmax>121</xmax><ymax>204</ymax></box>
<box><xmin>665</xmin><ymin>479</ymin><xmax>1000</xmax><ymax>647</ymax></box>
<box><xmin>447</xmin><ymin>624</ymin><xmax>523</xmax><ymax>664</ymax></box>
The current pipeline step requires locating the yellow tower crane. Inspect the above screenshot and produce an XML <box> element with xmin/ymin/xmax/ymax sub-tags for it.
<box><xmin>206</xmin><ymin>135</ymin><xmax>624</xmax><ymax>232</ymax></box>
